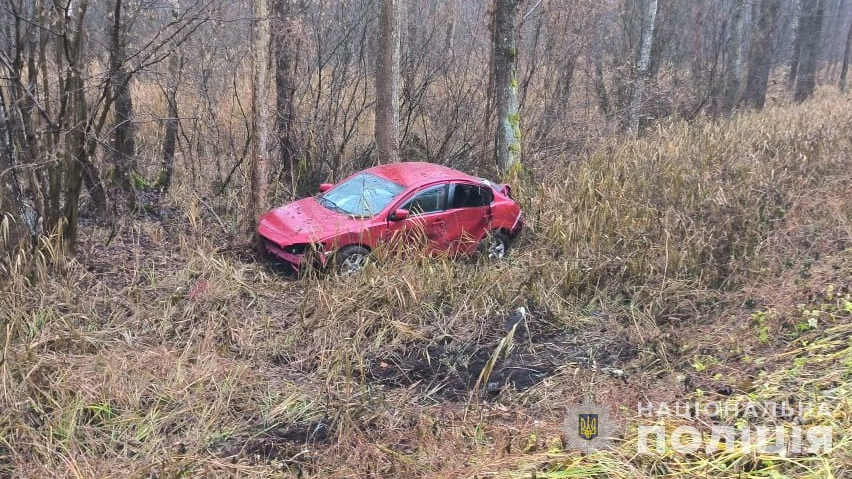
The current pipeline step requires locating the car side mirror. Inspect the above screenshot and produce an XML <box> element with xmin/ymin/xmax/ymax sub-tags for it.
<box><xmin>318</xmin><ymin>183</ymin><xmax>333</xmax><ymax>193</ymax></box>
<box><xmin>389</xmin><ymin>208</ymin><xmax>409</xmax><ymax>221</ymax></box>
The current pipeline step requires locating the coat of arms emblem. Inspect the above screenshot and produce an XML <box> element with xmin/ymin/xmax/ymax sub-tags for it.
<box><xmin>562</xmin><ymin>399</ymin><xmax>615</xmax><ymax>452</ymax></box>
<box><xmin>578</xmin><ymin>413</ymin><xmax>599</xmax><ymax>440</ymax></box>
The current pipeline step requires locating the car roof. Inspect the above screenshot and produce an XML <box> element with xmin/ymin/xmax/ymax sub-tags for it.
<box><xmin>365</xmin><ymin>161</ymin><xmax>479</xmax><ymax>188</ymax></box>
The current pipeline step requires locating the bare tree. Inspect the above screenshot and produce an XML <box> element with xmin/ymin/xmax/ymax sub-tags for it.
<box><xmin>57</xmin><ymin>0</ymin><xmax>95</xmax><ymax>251</ymax></box>
<box><xmin>627</xmin><ymin>0</ymin><xmax>659</xmax><ymax>135</ymax></box>
<box><xmin>272</xmin><ymin>0</ymin><xmax>305</xmax><ymax>197</ymax></box>
<box><xmin>7</xmin><ymin>0</ymin><xmax>849</xmax><ymax>264</ymax></box>
<box><xmin>822</xmin><ymin>0</ymin><xmax>847</xmax><ymax>77</ymax></box>
<box><xmin>375</xmin><ymin>0</ymin><xmax>402</xmax><ymax>164</ymax></box>
<box><xmin>787</xmin><ymin>0</ymin><xmax>803</xmax><ymax>88</ymax></box>
<box><xmin>445</xmin><ymin>0</ymin><xmax>457</xmax><ymax>54</ymax></box>
<box><xmin>491</xmin><ymin>0</ymin><xmax>522</xmax><ymax>173</ymax></box>
<box><xmin>0</xmin><ymin>0</ymin><xmax>210</xmax><ymax>255</ymax></box>
<box><xmin>158</xmin><ymin>0</ymin><xmax>183</xmax><ymax>193</ymax></box>
<box><xmin>514</xmin><ymin>0</ymin><xmax>590</xmax><ymax>156</ymax></box>
<box><xmin>841</xmin><ymin>10</ymin><xmax>852</xmax><ymax>92</ymax></box>
<box><xmin>108</xmin><ymin>0</ymin><xmax>138</xmax><ymax>207</ymax></box>
<box><xmin>245</xmin><ymin>0</ymin><xmax>272</xmax><ymax>241</ymax></box>
<box><xmin>742</xmin><ymin>0</ymin><xmax>783</xmax><ymax>110</ymax></box>
<box><xmin>723</xmin><ymin>0</ymin><xmax>746</xmax><ymax>115</ymax></box>
<box><xmin>0</xmin><ymin>83</ymin><xmax>28</xmax><ymax>257</ymax></box>
<box><xmin>794</xmin><ymin>0</ymin><xmax>826</xmax><ymax>102</ymax></box>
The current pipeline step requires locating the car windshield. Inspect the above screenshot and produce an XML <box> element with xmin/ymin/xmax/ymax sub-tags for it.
<box><xmin>317</xmin><ymin>172</ymin><xmax>405</xmax><ymax>217</ymax></box>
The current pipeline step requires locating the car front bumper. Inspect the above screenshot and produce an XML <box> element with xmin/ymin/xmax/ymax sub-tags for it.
<box><xmin>260</xmin><ymin>237</ymin><xmax>332</xmax><ymax>271</ymax></box>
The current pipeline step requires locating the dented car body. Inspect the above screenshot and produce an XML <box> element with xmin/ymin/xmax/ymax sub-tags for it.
<box><xmin>257</xmin><ymin>162</ymin><xmax>523</xmax><ymax>273</ymax></box>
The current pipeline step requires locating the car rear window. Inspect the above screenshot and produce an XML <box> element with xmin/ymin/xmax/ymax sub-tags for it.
<box><xmin>450</xmin><ymin>183</ymin><xmax>493</xmax><ymax>208</ymax></box>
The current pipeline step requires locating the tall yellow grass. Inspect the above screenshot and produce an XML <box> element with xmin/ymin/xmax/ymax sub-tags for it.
<box><xmin>0</xmin><ymin>89</ymin><xmax>849</xmax><ymax>478</ymax></box>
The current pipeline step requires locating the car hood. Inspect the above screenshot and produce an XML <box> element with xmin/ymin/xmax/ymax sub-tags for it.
<box><xmin>258</xmin><ymin>196</ymin><xmax>369</xmax><ymax>245</ymax></box>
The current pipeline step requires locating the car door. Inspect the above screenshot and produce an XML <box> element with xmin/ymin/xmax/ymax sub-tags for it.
<box><xmin>384</xmin><ymin>183</ymin><xmax>453</xmax><ymax>254</ymax></box>
<box><xmin>443</xmin><ymin>182</ymin><xmax>494</xmax><ymax>254</ymax></box>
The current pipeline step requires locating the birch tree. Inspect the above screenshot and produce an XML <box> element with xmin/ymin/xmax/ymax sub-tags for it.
<box><xmin>627</xmin><ymin>0</ymin><xmax>658</xmax><ymax>136</ymax></box>
<box><xmin>723</xmin><ymin>0</ymin><xmax>746</xmax><ymax>115</ymax></box>
<box><xmin>787</xmin><ymin>0</ymin><xmax>803</xmax><ymax>88</ymax></box>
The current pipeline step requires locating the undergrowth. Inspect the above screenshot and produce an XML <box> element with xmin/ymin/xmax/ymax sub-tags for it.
<box><xmin>0</xmin><ymin>92</ymin><xmax>850</xmax><ymax>477</ymax></box>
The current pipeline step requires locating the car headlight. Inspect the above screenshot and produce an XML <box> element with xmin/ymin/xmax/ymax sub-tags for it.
<box><xmin>282</xmin><ymin>243</ymin><xmax>327</xmax><ymax>256</ymax></box>
<box><xmin>283</xmin><ymin>244</ymin><xmax>308</xmax><ymax>255</ymax></box>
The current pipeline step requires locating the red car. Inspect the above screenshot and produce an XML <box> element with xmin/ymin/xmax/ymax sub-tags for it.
<box><xmin>257</xmin><ymin>162</ymin><xmax>523</xmax><ymax>274</ymax></box>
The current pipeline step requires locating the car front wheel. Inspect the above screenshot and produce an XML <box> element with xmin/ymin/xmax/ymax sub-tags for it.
<box><xmin>478</xmin><ymin>230</ymin><xmax>511</xmax><ymax>260</ymax></box>
<box><xmin>335</xmin><ymin>245</ymin><xmax>372</xmax><ymax>275</ymax></box>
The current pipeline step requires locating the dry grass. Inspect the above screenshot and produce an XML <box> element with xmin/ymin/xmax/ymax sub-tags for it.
<box><xmin>1</xmin><ymin>90</ymin><xmax>850</xmax><ymax>478</ymax></box>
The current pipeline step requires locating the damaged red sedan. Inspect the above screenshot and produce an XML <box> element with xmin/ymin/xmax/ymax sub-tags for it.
<box><xmin>257</xmin><ymin>162</ymin><xmax>523</xmax><ymax>274</ymax></box>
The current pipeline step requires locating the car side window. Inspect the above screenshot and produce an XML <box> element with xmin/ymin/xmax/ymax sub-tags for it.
<box><xmin>401</xmin><ymin>184</ymin><xmax>446</xmax><ymax>216</ymax></box>
<box><xmin>450</xmin><ymin>183</ymin><xmax>493</xmax><ymax>209</ymax></box>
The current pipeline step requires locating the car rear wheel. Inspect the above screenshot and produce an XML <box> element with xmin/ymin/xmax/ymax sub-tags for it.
<box><xmin>336</xmin><ymin>245</ymin><xmax>372</xmax><ymax>275</ymax></box>
<box><xmin>478</xmin><ymin>230</ymin><xmax>510</xmax><ymax>260</ymax></box>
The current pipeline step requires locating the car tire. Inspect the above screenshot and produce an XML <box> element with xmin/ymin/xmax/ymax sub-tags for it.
<box><xmin>335</xmin><ymin>245</ymin><xmax>373</xmax><ymax>275</ymax></box>
<box><xmin>478</xmin><ymin>230</ymin><xmax>511</xmax><ymax>260</ymax></box>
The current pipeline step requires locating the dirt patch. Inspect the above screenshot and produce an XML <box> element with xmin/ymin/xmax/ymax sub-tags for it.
<box><xmin>213</xmin><ymin>420</ymin><xmax>332</xmax><ymax>467</ymax></box>
<box><xmin>365</xmin><ymin>308</ymin><xmax>638</xmax><ymax>400</ymax></box>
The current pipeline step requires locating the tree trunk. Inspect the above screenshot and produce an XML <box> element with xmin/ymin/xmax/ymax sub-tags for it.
<box><xmin>840</xmin><ymin>11</ymin><xmax>852</xmax><ymax>92</ymax></box>
<box><xmin>592</xmin><ymin>19</ymin><xmax>612</xmax><ymax>119</ymax></box>
<box><xmin>62</xmin><ymin>70</ymin><xmax>88</xmax><ymax>252</ymax></box>
<box><xmin>159</xmin><ymin>92</ymin><xmax>178</xmax><ymax>193</ymax></box>
<box><xmin>824</xmin><ymin>0</ymin><xmax>845</xmax><ymax>77</ymax></box>
<box><xmin>445</xmin><ymin>0</ymin><xmax>457</xmax><ymax>55</ymax></box>
<box><xmin>787</xmin><ymin>0</ymin><xmax>802</xmax><ymax>89</ymax></box>
<box><xmin>742</xmin><ymin>0</ymin><xmax>782</xmax><ymax>110</ymax></box>
<box><xmin>492</xmin><ymin>0</ymin><xmax>521</xmax><ymax>174</ymax></box>
<box><xmin>0</xmin><ymin>5</ymin><xmax>39</xmax><ymax>251</ymax></box>
<box><xmin>108</xmin><ymin>0</ymin><xmax>137</xmax><ymax>207</ymax></box>
<box><xmin>722</xmin><ymin>0</ymin><xmax>746</xmax><ymax>115</ymax></box>
<box><xmin>0</xmin><ymin>83</ymin><xmax>28</xmax><ymax>256</ymax></box>
<box><xmin>627</xmin><ymin>0</ymin><xmax>659</xmax><ymax>135</ymax></box>
<box><xmin>59</xmin><ymin>0</ymin><xmax>91</xmax><ymax>253</ymax></box>
<box><xmin>244</xmin><ymin>0</ymin><xmax>271</xmax><ymax>242</ymax></box>
<box><xmin>375</xmin><ymin>0</ymin><xmax>402</xmax><ymax>164</ymax></box>
<box><xmin>158</xmin><ymin>0</ymin><xmax>182</xmax><ymax>193</ymax></box>
<box><xmin>794</xmin><ymin>0</ymin><xmax>826</xmax><ymax>102</ymax></box>
<box><xmin>273</xmin><ymin>0</ymin><xmax>304</xmax><ymax>198</ymax></box>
